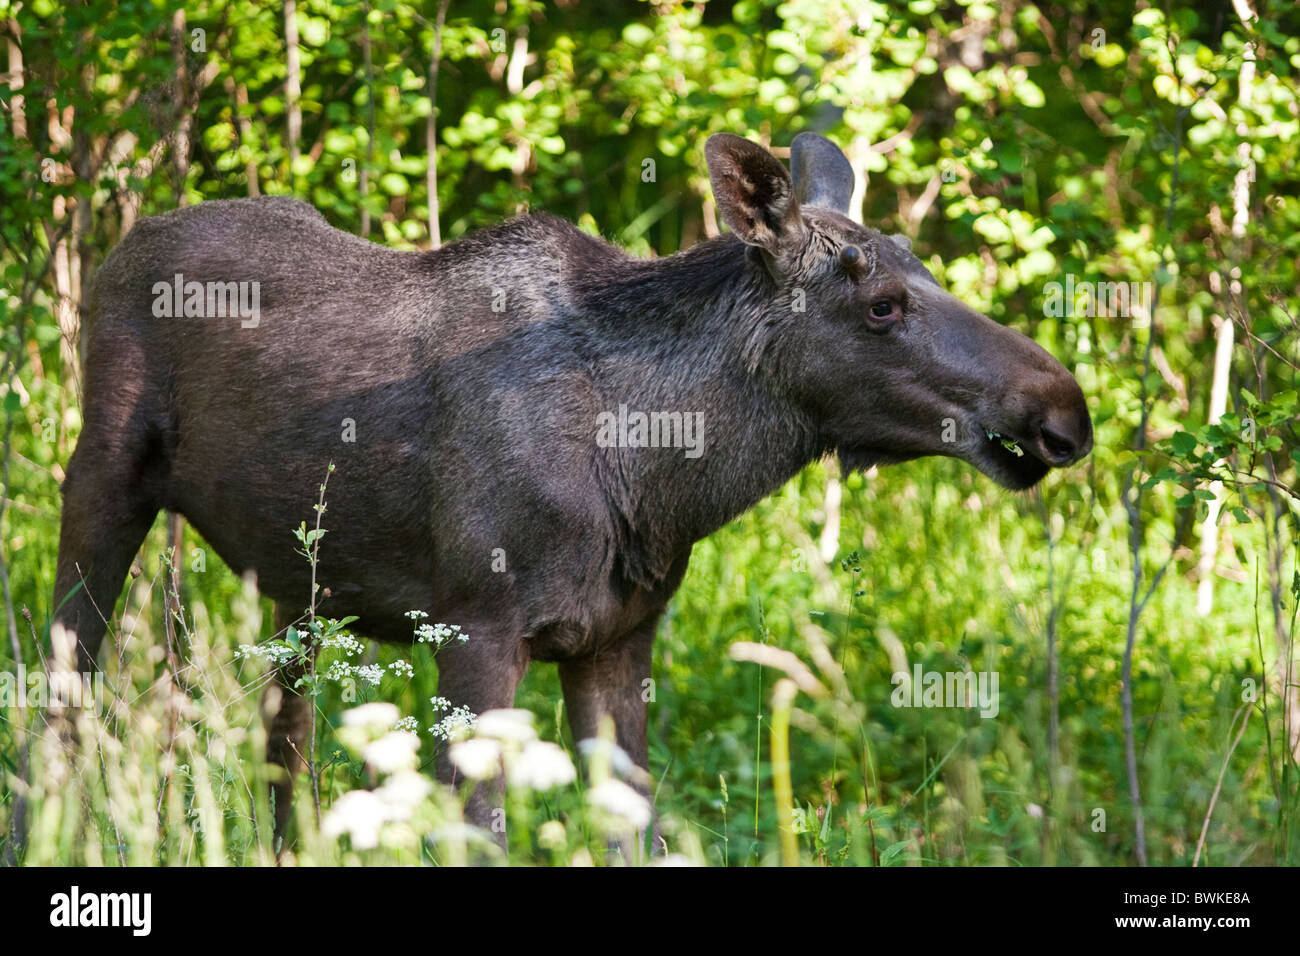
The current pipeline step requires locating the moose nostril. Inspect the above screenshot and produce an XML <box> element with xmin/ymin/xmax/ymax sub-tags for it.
<box><xmin>1039</xmin><ymin>422</ymin><xmax>1079</xmax><ymax>464</ymax></box>
<box><xmin>1077</xmin><ymin>415</ymin><xmax>1094</xmax><ymax>458</ymax></box>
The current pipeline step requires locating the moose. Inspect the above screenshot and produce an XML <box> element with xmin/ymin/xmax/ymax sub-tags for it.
<box><xmin>53</xmin><ymin>131</ymin><xmax>1092</xmax><ymax>840</ymax></box>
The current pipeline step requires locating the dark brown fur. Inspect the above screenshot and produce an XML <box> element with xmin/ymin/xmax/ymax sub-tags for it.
<box><xmin>53</xmin><ymin>133</ymin><xmax>1091</xmax><ymax>840</ymax></box>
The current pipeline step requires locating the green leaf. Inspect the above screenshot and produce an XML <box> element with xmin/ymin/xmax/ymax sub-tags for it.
<box><xmin>880</xmin><ymin>840</ymin><xmax>910</xmax><ymax>865</ymax></box>
<box><xmin>1169</xmin><ymin>431</ymin><xmax>1198</xmax><ymax>457</ymax></box>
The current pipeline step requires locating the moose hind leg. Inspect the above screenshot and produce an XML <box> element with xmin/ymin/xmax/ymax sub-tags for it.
<box><xmin>265</xmin><ymin>603</ymin><xmax>315</xmax><ymax>849</ymax></box>
<box><xmin>52</xmin><ymin>428</ymin><xmax>162</xmax><ymax>673</ymax></box>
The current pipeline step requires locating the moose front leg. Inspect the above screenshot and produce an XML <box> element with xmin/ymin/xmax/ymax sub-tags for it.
<box><xmin>431</xmin><ymin>631</ymin><xmax>531</xmax><ymax>842</ymax></box>
<box><xmin>559</xmin><ymin>617</ymin><xmax>658</xmax><ymax>857</ymax></box>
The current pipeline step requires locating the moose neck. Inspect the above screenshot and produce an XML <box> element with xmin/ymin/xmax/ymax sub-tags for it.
<box><xmin>577</xmin><ymin>235</ymin><xmax>822</xmax><ymax>579</ymax></box>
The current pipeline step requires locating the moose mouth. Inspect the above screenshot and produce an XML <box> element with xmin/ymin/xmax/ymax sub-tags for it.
<box><xmin>971</xmin><ymin>424</ymin><xmax>1053</xmax><ymax>490</ymax></box>
<box><xmin>834</xmin><ymin>422</ymin><xmax>1063</xmax><ymax>490</ymax></box>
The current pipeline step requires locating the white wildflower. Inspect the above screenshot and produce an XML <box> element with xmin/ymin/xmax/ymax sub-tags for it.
<box><xmin>449</xmin><ymin>737</ymin><xmax>502</xmax><ymax>780</ymax></box>
<box><xmin>357</xmin><ymin>663</ymin><xmax>384</xmax><ymax>686</ymax></box>
<box><xmin>321</xmin><ymin>790</ymin><xmax>390</xmax><ymax>850</ymax></box>
<box><xmin>374</xmin><ymin>770</ymin><xmax>432</xmax><ymax>817</ymax></box>
<box><xmin>429</xmin><ymin>705</ymin><xmax>476</xmax><ymax>741</ymax></box>
<box><xmin>321</xmin><ymin>633</ymin><xmax>364</xmax><ymax>656</ymax></box>
<box><xmin>587</xmin><ymin>779</ymin><xmax>652</xmax><ymax>830</ymax></box>
<box><xmin>389</xmin><ymin>659</ymin><xmax>414</xmax><ymax>678</ymax></box>
<box><xmin>415</xmin><ymin>622</ymin><xmax>467</xmax><ymax>647</ymax></box>
<box><xmin>536</xmin><ymin>820</ymin><xmax>567</xmax><ymax>850</ymax></box>
<box><xmin>475</xmin><ymin>708</ymin><xmax>538</xmax><ymax>744</ymax></box>
<box><xmin>392</xmin><ymin>716</ymin><xmax>418</xmax><ymax>733</ymax></box>
<box><xmin>509</xmin><ymin>740</ymin><xmax>577</xmax><ymax>791</ymax></box>
<box><xmin>324</xmin><ymin>659</ymin><xmax>355</xmax><ymax>682</ymax></box>
<box><xmin>363</xmin><ymin>730</ymin><xmax>420</xmax><ymax>774</ymax></box>
<box><xmin>235</xmin><ymin>643</ymin><xmax>296</xmax><ymax>664</ymax></box>
<box><xmin>343</xmin><ymin>702</ymin><xmax>400</xmax><ymax>733</ymax></box>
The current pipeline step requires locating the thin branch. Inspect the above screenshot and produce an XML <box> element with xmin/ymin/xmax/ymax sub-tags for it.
<box><xmin>425</xmin><ymin>0</ymin><xmax>451</xmax><ymax>247</ymax></box>
<box><xmin>1193</xmin><ymin>702</ymin><xmax>1253</xmax><ymax>866</ymax></box>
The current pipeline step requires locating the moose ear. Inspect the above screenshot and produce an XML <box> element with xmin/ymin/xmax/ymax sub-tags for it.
<box><xmin>790</xmin><ymin>132</ymin><xmax>855</xmax><ymax>214</ymax></box>
<box><xmin>705</xmin><ymin>133</ymin><xmax>801</xmax><ymax>252</ymax></box>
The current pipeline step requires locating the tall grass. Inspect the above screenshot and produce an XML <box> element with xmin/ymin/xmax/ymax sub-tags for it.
<box><xmin>1</xmin><ymin>415</ymin><xmax>1297</xmax><ymax>865</ymax></box>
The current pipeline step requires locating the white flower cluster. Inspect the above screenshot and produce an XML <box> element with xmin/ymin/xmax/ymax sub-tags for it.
<box><xmin>324</xmin><ymin>659</ymin><xmax>354</xmax><ymax>682</ymax></box>
<box><xmin>236</xmin><ymin>622</ymin><xmax>373</xmax><ymax>670</ymax></box>
<box><xmin>448</xmin><ymin>708</ymin><xmax>577</xmax><ymax>792</ymax></box>
<box><xmin>234</xmin><ymin>643</ymin><xmax>297</xmax><ymax>664</ymax></box>
<box><xmin>323</xmin><ymin>703</ymin><xmax>432</xmax><ymax>850</ymax></box>
<box><xmin>321</xmin><ymin>633</ymin><xmax>364</xmax><ymax>656</ymax></box>
<box><xmin>415</xmin><ymin>622</ymin><xmax>468</xmax><ymax>647</ymax></box>
<box><xmin>429</xmin><ymin>700</ymin><xmax>476</xmax><ymax>741</ymax></box>
<box><xmin>362</xmin><ymin>730</ymin><xmax>420</xmax><ymax>774</ymax></box>
<box><xmin>587</xmin><ymin>778</ymin><xmax>652</xmax><ymax>830</ymax></box>
<box><xmin>323</xmin><ymin>702</ymin><xmax>661</xmax><ymax>858</ymax></box>
<box><xmin>403</xmin><ymin>611</ymin><xmax>470</xmax><ymax>648</ymax></box>
<box><xmin>575</xmin><ymin>738</ymin><xmax>653</xmax><ymax>833</ymax></box>
<box><xmin>341</xmin><ymin>701</ymin><xmax>402</xmax><ymax>734</ymax></box>
<box><xmin>324</xmin><ymin>657</ymin><xmax>413</xmax><ymax>688</ymax></box>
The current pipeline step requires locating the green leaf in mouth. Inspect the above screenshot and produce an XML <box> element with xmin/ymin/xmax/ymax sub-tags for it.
<box><xmin>984</xmin><ymin>428</ymin><xmax>1024</xmax><ymax>457</ymax></box>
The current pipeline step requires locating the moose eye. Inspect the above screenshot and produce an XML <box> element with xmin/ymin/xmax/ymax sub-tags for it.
<box><xmin>870</xmin><ymin>299</ymin><xmax>896</xmax><ymax>319</ymax></box>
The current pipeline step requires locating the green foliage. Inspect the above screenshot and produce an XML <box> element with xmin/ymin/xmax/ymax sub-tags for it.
<box><xmin>1</xmin><ymin>0</ymin><xmax>1298</xmax><ymax>865</ymax></box>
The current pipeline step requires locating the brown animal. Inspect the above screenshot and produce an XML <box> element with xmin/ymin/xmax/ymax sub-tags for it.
<box><xmin>53</xmin><ymin>132</ymin><xmax>1091</xmax><ymax>839</ymax></box>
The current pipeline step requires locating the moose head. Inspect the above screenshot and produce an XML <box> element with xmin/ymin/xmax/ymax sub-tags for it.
<box><xmin>705</xmin><ymin>131</ymin><xmax>1093</xmax><ymax>489</ymax></box>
